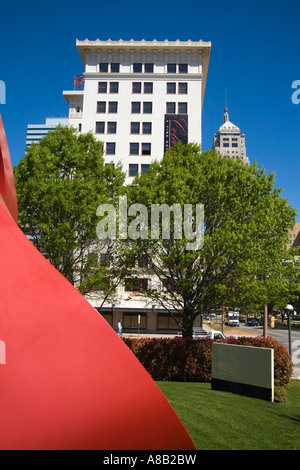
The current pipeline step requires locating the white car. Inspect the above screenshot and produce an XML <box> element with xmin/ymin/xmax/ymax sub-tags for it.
<box><xmin>207</xmin><ymin>330</ymin><xmax>227</xmax><ymax>340</ymax></box>
<box><xmin>192</xmin><ymin>328</ymin><xmax>226</xmax><ymax>340</ymax></box>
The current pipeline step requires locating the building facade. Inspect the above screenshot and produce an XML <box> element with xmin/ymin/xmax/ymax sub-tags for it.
<box><xmin>62</xmin><ymin>38</ymin><xmax>211</xmax><ymax>333</ymax></box>
<box><xmin>212</xmin><ymin>107</ymin><xmax>249</xmax><ymax>164</ymax></box>
<box><xmin>63</xmin><ymin>38</ymin><xmax>211</xmax><ymax>183</ymax></box>
<box><xmin>287</xmin><ymin>222</ymin><xmax>300</xmax><ymax>249</ymax></box>
<box><xmin>26</xmin><ymin>117</ymin><xmax>69</xmax><ymax>147</ymax></box>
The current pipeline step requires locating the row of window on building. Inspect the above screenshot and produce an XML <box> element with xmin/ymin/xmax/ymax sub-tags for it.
<box><xmin>104</xmin><ymin>161</ymin><xmax>150</xmax><ymax>177</ymax></box>
<box><xmin>102</xmin><ymin>142</ymin><xmax>152</xmax><ymax>156</ymax></box>
<box><xmin>95</xmin><ymin>101</ymin><xmax>188</xmax><ymax>114</ymax></box>
<box><xmin>98</xmin><ymin>81</ymin><xmax>189</xmax><ymax>94</ymax></box>
<box><xmin>96</xmin><ymin>121</ymin><xmax>152</xmax><ymax>135</ymax></box>
<box><xmin>98</xmin><ymin>62</ymin><xmax>189</xmax><ymax>74</ymax></box>
<box><xmin>128</xmin><ymin>163</ymin><xmax>149</xmax><ymax>177</ymax></box>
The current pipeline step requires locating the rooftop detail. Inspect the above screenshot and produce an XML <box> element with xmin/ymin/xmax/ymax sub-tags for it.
<box><xmin>76</xmin><ymin>38</ymin><xmax>211</xmax><ymax>48</ymax></box>
<box><xmin>218</xmin><ymin>107</ymin><xmax>240</xmax><ymax>132</ymax></box>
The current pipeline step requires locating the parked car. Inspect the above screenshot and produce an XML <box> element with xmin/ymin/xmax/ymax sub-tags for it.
<box><xmin>225</xmin><ymin>311</ymin><xmax>240</xmax><ymax>327</ymax></box>
<box><xmin>193</xmin><ymin>328</ymin><xmax>226</xmax><ymax>340</ymax></box>
<box><xmin>246</xmin><ymin>317</ymin><xmax>259</xmax><ymax>326</ymax></box>
<box><xmin>208</xmin><ymin>330</ymin><xmax>227</xmax><ymax>340</ymax></box>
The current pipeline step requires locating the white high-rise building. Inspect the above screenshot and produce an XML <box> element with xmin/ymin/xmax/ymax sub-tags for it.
<box><xmin>62</xmin><ymin>38</ymin><xmax>211</xmax><ymax>334</ymax></box>
<box><xmin>63</xmin><ymin>38</ymin><xmax>211</xmax><ymax>183</ymax></box>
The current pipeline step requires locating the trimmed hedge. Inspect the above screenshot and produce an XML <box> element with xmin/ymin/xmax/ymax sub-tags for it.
<box><xmin>122</xmin><ymin>336</ymin><xmax>293</xmax><ymax>387</ymax></box>
<box><xmin>122</xmin><ymin>336</ymin><xmax>213</xmax><ymax>382</ymax></box>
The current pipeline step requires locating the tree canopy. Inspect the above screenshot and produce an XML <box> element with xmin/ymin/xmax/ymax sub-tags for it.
<box><xmin>14</xmin><ymin>132</ymin><xmax>300</xmax><ymax>336</ymax></box>
<box><xmin>125</xmin><ymin>144</ymin><xmax>299</xmax><ymax>336</ymax></box>
<box><xmin>14</xmin><ymin>126</ymin><xmax>126</xmax><ymax>298</ymax></box>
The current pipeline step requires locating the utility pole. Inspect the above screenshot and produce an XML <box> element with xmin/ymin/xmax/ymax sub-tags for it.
<box><xmin>263</xmin><ymin>303</ymin><xmax>268</xmax><ymax>338</ymax></box>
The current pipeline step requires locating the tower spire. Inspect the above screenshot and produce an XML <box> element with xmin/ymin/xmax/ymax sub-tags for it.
<box><xmin>224</xmin><ymin>106</ymin><xmax>229</xmax><ymax>123</ymax></box>
<box><xmin>224</xmin><ymin>89</ymin><xmax>229</xmax><ymax>122</ymax></box>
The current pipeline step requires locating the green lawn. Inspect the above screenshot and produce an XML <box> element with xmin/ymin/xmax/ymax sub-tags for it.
<box><xmin>157</xmin><ymin>380</ymin><xmax>300</xmax><ymax>450</ymax></box>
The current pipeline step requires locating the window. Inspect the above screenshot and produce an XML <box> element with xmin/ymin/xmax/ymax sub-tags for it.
<box><xmin>133</xmin><ymin>63</ymin><xmax>142</xmax><ymax>73</ymax></box>
<box><xmin>138</xmin><ymin>254</ymin><xmax>148</xmax><ymax>268</ymax></box>
<box><xmin>111</xmin><ymin>63</ymin><xmax>120</xmax><ymax>73</ymax></box>
<box><xmin>129</xmin><ymin>164</ymin><xmax>139</xmax><ymax>177</ymax></box>
<box><xmin>123</xmin><ymin>313</ymin><xmax>147</xmax><ymax>329</ymax></box>
<box><xmin>179</xmin><ymin>63</ymin><xmax>188</xmax><ymax>73</ymax></box>
<box><xmin>98</xmin><ymin>82</ymin><xmax>107</xmax><ymax>93</ymax></box>
<box><xmin>100</xmin><ymin>63</ymin><xmax>108</xmax><ymax>73</ymax></box>
<box><xmin>131</xmin><ymin>122</ymin><xmax>140</xmax><ymax>134</ymax></box>
<box><xmin>145</xmin><ymin>63</ymin><xmax>153</xmax><ymax>73</ymax></box>
<box><xmin>131</xmin><ymin>102</ymin><xmax>141</xmax><ymax>113</ymax></box>
<box><xmin>142</xmin><ymin>122</ymin><xmax>152</xmax><ymax>134</ymax></box>
<box><xmin>167</xmin><ymin>83</ymin><xmax>176</xmax><ymax>94</ymax></box>
<box><xmin>108</xmin><ymin>102</ymin><xmax>118</xmax><ymax>113</ymax></box>
<box><xmin>125</xmin><ymin>278</ymin><xmax>148</xmax><ymax>291</ymax></box>
<box><xmin>110</xmin><ymin>82</ymin><xmax>119</xmax><ymax>94</ymax></box>
<box><xmin>132</xmin><ymin>82</ymin><xmax>142</xmax><ymax>94</ymax></box>
<box><xmin>106</xmin><ymin>143</ymin><xmax>116</xmax><ymax>155</ymax></box>
<box><xmin>130</xmin><ymin>143</ymin><xmax>139</xmax><ymax>155</ymax></box>
<box><xmin>78</xmin><ymin>123</ymin><xmax>82</xmax><ymax>132</ymax></box>
<box><xmin>157</xmin><ymin>313</ymin><xmax>182</xmax><ymax>330</ymax></box>
<box><xmin>223</xmin><ymin>143</ymin><xmax>229</xmax><ymax>147</ymax></box>
<box><xmin>97</xmin><ymin>102</ymin><xmax>106</xmax><ymax>113</ymax></box>
<box><xmin>166</xmin><ymin>102</ymin><xmax>176</xmax><ymax>113</ymax></box>
<box><xmin>178</xmin><ymin>102</ymin><xmax>187</xmax><ymax>113</ymax></box>
<box><xmin>141</xmin><ymin>164</ymin><xmax>150</xmax><ymax>174</ymax></box>
<box><xmin>100</xmin><ymin>253</ymin><xmax>110</xmax><ymax>267</ymax></box>
<box><xmin>162</xmin><ymin>279</ymin><xmax>177</xmax><ymax>292</ymax></box>
<box><xmin>167</xmin><ymin>63</ymin><xmax>176</xmax><ymax>73</ymax></box>
<box><xmin>143</xmin><ymin>102</ymin><xmax>152</xmax><ymax>114</ymax></box>
<box><xmin>144</xmin><ymin>82</ymin><xmax>153</xmax><ymax>94</ymax></box>
<box><xmin>107</xmin><ymin>122</ymin><xmax>117</xmax><ymax>134</ymax></box>
<box><xmin>178</xmin><ymin>83</ymin><xmax>187</xmax><ymax>94</ymax></box>
<box><xmin>232</xmin><ymin>143</ymin><xmax>238</xmax><ymax>147</ymax></box>
<box><xmin>95</xmin><ymin>122</ymin><xmax>105</xmax><ymax>134</ymax></box>
<box><xmin>142</xmin><ymin>143</ymin><xmax>151</xmax><ymax>155</ymax></box>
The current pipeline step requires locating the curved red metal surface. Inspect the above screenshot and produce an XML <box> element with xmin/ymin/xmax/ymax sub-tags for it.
<box><xmin>0</xmin><ymin>115</ymin><xmax>18</xmax><ymax>223</ymax></box>
<box><xmin>0</xmin><ymin>115</ymin><xmax>195</xmax><ymax>450</ymax></box>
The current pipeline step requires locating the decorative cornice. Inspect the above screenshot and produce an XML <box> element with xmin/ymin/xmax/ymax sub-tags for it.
<box><xmin>76</xmin><ymin>38</ymin><xmax>211</xmax><ymax>48</ymax></box>
<box><xmin>75</xmin><ymin>38</ymin><xmax>211</xmax><ymax>108</ymax></box>
<box><xmin>76</xmin><ymin>39</ymin><xmax>211</xmax><ymax>62</ymax></box>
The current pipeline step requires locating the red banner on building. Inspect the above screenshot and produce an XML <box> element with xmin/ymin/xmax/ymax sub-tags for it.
<box><xmin>74</xmin><ymin>74</ymin><xmax>84</xmax><ymax>88</ymax></box>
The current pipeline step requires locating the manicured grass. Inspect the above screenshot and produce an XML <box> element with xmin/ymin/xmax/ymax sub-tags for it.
<box><xmin>157</xmin><ymin>380</ymin><xmax>300</xmax><ymax>450</ymax></box>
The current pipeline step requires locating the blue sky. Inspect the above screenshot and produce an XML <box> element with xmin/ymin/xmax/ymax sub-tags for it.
<box><xmin>0</xmin><ymin>0</ymin><xmax>299</xmax><ymax>220</ymax></box>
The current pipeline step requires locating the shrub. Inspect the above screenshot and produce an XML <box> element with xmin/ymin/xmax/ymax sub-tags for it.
<box><xmin>122</xmin><ymin>336</ymin><xmax>213</xmax><ymax>382</ymax></box>
<box><xmin>122</xmin><ymin>335</ymin><xmax>293</xmax><ymax>386</ymax></box>
<box><xmin>274</xmin><ymin>386</ymin><xmax>288</xmax><ymax>404</ymax></box>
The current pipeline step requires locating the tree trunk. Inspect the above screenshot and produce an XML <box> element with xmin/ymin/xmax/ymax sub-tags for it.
<box><xmin>181</xmin><ymin>308</ymin><xmax>194</xmax><ymax>338</ymax></box>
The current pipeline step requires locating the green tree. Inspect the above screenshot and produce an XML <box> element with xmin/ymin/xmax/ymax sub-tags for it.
<box><xmin>14</xmin><ymin>126</ymin><xmax>126</xmax><ymax>299</ymax></box>
<box><xmin>125</xmin><ymin>144</ymin><xmax>298</xmax><ymax>337</ymax></box>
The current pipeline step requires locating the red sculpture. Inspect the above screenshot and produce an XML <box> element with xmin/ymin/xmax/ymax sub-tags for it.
<box><xmin>0</xmin><ymin>114</ymin><xmax>195</xmax><ymax>450</ymax></box>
